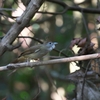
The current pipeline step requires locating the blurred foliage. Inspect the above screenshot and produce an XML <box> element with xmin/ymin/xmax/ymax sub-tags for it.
<box><xmin>0</xmin><ymin>0</ymin><xmax>99</xmax><ymax>100</ymax></box>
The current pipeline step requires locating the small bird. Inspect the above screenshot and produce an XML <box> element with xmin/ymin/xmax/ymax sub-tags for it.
<box><xmin>13</xmin><ymin>42</ymin><xmax>57</xmax><ymax>63</ymax></box>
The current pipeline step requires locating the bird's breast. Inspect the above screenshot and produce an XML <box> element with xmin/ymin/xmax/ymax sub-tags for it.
<box><xmin>24</xmin><ymin>50</ymin><xmax>48</xmax><ymax>59</ymax></box>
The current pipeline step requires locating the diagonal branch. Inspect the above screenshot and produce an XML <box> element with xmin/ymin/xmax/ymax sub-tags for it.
<box><xmin>0</xmin><ymin>53</ymin><xmax>100</xmax><ymax>71</ymax></box>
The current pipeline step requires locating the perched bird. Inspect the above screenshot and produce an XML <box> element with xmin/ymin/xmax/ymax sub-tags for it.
<box><xmin>13</xmin><ymin>42</ymin><xmax>57</xmax><ymax>63</ymax></box>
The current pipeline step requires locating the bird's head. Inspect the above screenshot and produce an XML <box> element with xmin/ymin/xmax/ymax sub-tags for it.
<box><xmin>46</xmin><ymin>42</ymin><xmax>58</xmax><ymax>51</ymax></box>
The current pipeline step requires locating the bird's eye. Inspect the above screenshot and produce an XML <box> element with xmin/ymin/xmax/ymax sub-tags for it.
<box><xmin>49</xmin><ymin>42</ymin><xmax>52</xmax><ymax>44</ymax></box>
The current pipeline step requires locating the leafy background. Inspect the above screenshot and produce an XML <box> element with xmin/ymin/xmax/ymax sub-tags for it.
<box><xmin>0</xmin><ymin>0</ymin><xmax>99</xmax><ymax>100</ymax></box>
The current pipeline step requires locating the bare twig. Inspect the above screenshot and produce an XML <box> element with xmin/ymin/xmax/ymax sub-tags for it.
<box><xmin>38</xmin><ymin>0</ymin><xmax>68</xmax><ymax>15</ymax></box>
<box><xmin>0</xmin><ymin>53</ymin><xmax>100</xmax><ymax>71</ymax></box>
<box><xmin>18</xmin><ymin>36</ymin><xmax>43</xmax><ymax>44</ymax></box>
<box><xmin>0</xmin><ymin>8</ymin><xmax>15</xmax><ymax>11</ymax></box>
<box><xmin>37</xmin><ymin>0</ymin><xmax>100</xmax><ymax>15</ymax></box>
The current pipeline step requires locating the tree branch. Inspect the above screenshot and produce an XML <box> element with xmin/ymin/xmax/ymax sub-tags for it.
<box><xmin>0</xmin><ymin>53</ymin><xmax>100</xmax><ymax>71</ymax></box>
<box><xmin>38</xmin><ymin>0</ymin><xmax>100</xmax><ymax>15</ymax></box>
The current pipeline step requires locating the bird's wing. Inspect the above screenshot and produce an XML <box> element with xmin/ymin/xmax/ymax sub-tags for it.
<box><xmin>19</xmin><ymin>45</ymin><xmax>41</xmax><ymax>57</ymax></box>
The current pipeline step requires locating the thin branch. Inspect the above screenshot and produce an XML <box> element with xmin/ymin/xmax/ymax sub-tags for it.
<box><xmin>0</xmin><ymin>53</ymin><xmax>100</xmax><ymax>71</ymax></box>
<box><xmin>18</xmin><ymin>35</ymin><xmax>43</xmax><ymax>44</ymax></box>
<box><xmin>37</xmin><ymin>0</ymin><xmax>100</xmax><ymax>15</ymax></box>
<box><xmin>0</xmin><ymin>8</ymin><xmax>15</xmax><ymax>11</ymax></box>
<box><xmin>38</xmin><ymin>0</ymin><xmax>68</xmax><ymax>15</ymax></box>
<box><xmin>68</xmin><ymin>6</ymin><xmax>100</xmax><ymax>14</ymax></box>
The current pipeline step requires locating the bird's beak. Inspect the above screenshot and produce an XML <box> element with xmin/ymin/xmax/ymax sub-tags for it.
<box><xmin>54</xmin><ymin>42</ymin><xmax>58</xmax><ymax>45</ymax></box>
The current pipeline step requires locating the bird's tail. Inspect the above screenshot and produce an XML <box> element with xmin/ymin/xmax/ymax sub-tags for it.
<box><xmin>12</xmin><ymin>56</ymin><xmax>27</xmax><ymax>63</ymax></box>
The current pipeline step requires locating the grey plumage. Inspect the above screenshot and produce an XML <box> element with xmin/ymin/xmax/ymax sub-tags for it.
<box><xmin>13</xmin><ymin>42</ymin><xmax>57</xmax><ymax>62</ymax></box>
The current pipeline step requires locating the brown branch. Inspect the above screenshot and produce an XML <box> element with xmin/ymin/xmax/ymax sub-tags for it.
<box><xmin>18</xmin><ymin>36</ymin><xmax>43</xmax><ymax>44</ymax></box>
<box><xmin>38</xmin><ymin>0</ymin><xmax>68</xmax><ymax>15</ymax></box>
<box><xmin>37</xmin><ymin>0</ymin><xmax>100</xmax><ymax>15</ymax></box>
<box><xmin>68</xmin><ymin>6</ymin><xmax>100</xmax><ymax>14</ymax></box>
<box><xmin>0</xmin><ymin>53</ymin><xmax>100</xmax><ymax>71</ymax></box>
<box><xmin>0</xmin><ymin>8</ymin><xmax>15</xmax><ymax>11</ymax></box>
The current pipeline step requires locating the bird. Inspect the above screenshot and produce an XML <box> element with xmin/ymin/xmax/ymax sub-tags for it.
<box><xmin>13</xmin><ymin>42</ymin><xmax>57</xmax><ymax>63</ymax></box>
